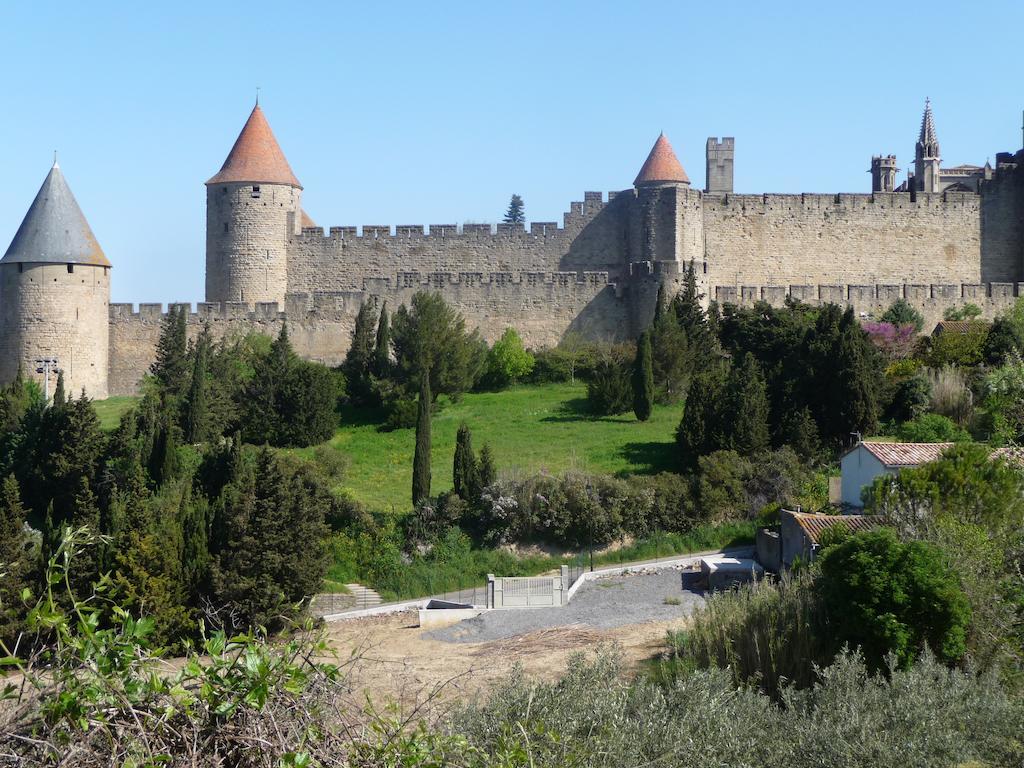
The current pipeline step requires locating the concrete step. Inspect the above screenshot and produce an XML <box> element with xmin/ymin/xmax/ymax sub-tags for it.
<box><xmin>344</xmin><ymin>583</ymin><xmax>382</xmax><ymax>606</ymax></box>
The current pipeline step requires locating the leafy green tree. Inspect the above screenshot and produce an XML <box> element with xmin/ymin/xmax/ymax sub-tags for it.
<box><xmin>151</xmin><ymin>305</ymin><xmax>189</xmax><ymax>398</ymax></box>
<box><xmin>373</xmin><ymin>301</ymin><xmax>392</xmax><ymax>377</ymax></box>
<box><xmin>182</xmin><ymin>323</ymin><xmax>212</xmax><ymax>443</ymax></box>
<box><xmin>632</xmin><ymin>331</ymin><xmax>654</xmax><ymax>422</ymax></box>
<box><xmin>0</xmin><ymin>475</ymin><xmax>31</xmax><ymax>649</ymax></box>
<box><xmin>944</xmin><ymin>303</ymin><xmax>983</xmax><ymax>321</ymax></box>
<box><xmin>452</xmin><ymin>423</ymin><xmax>479</xmax><ymax>501</ymax></box>
<box><xmin>478</xmin><ymin>442</ymin><xmax>497</xmax><ymax>489</ymax></box>
<box><xmin>894</xmin><ymin>413</ymin><xmax>971</xmax><ymax>443</ymax></box>
<box><xmin>881</xmin><ymin>298</ymin><xmax>925</xmax><ymax>332</ymax></box>
<box><xmin>725</xmin><ymin>353</ymin><xmax>769</xmax><ymax>455</ymax></box>
<box><xmin>928</xmin><ymin>321</ymin><xmax>990</xmax><ymax>368</ymax></box>
<box><xmin>503</xmin><ymin>194</ymin><xmax>525</xmax><ymax>224</ymax></box>
<box><xmin>342</xmin><ymin>301</ymin><xmax>378</xmax><ymax>406</ymax></box>
<box><xmin>412</xmin><ymin>373</ymin><xmax>432</xmax><ymax>506</ymax></box>
<box><xmin>817</xmin><ymin>528</ymin><xmax>971</xmax><ymax>669</ymax></box>
<box><xmin>485</xmin><ymin>328</ymin><xmax>535</xmax><ymax>388</ymax></box>
<box><xmin>983</xmin><ymin>316</ymin><xmax>1024</xmax><ymax>365</ymax></box>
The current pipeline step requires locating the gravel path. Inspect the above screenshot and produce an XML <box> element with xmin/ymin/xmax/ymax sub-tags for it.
<box><xmin>428</xmin><ymin>568</ymin><xmax>705</xmax><ymax>644</ymax></box>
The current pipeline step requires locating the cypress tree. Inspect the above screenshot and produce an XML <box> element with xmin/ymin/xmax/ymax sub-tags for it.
<box><xmin>676</xmin><ymin>367</ymin><xmax>726</xmax><ymax>469</ymax></box>
<box><xmin>67</xmin><ymin>476</ymin><xmax>101</xmax><ymax>598</ymax></box>
<box><xmin>183</xmin><ymin>324</ymin><xmax>212</xmax><ymax>443</ymax></box>
<box><xmin>52</xmin><ymin>371</ymin><xmax>66</xmax><ymax>408</ymax></box>
<box><xmin>342</xmin><ymin>302</ymin><xmax>378</xmax><ymax>405</ymax></box>
<box><xmin>632</xmin><ymin>331</ymin><xmax>654</xmax><ymax>422</ymax></box>
<box><xmin>0</xmin><ymin>474</ymin><xmax>30</xmax><ymax>648</ymax></box>
<box><xmin>453</xmin><ymin>422</ymin><xmax>479</xmax><ymax>500</ymax></box>
<box><xmin>478</xmin><ymin>442</ymin><xmax>497</xmax><ymax>489</ymax></box>
<box><xmin>653</xmin><ymin>282</ymin><xmax>667</xmax><ymax>323</ymax></box>
<box><xmin>373</xmin><ymin>301</ymin><xmax>391</xmax><ymax>377</ymax></box>
<box><xmin>412</xmin><ymin>372</ymin><xmax>432</xmax><ymax>506</ymax></box>
<box><xmin>671</xmin><ymin>260</ymin><xmax>714</xmax><ymax>361</ymax></box>
<box><xmin>727</xmin><ymin>353</ymin><xmax>770</xmax><ymax>456</ymax></box>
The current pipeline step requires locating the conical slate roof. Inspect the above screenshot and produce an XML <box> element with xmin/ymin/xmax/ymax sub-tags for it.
<box><xmin>207</xmin><ymin>104</ymin><xmax>302</xmax><ymax>188</ymax></box>
<box><xmin>2</xmin><ymin>162</ymin><xmax>110</xmax><ymax>267</ymax></box>
<box><xmin>634</xmin><ymin>133</ymin><xmax>690</xmax><ymax>186</ymax></box>
<box><xmin>919</xmin><ymin>98</ymin><xmax>938</xmax><ymax>146</ymax></box>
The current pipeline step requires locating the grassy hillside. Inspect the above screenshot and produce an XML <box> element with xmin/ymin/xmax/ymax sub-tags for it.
<box><xmin>303</xmin><ymin>383</ymin><xmax>681</xmax><ymax>512</ymax></box>
<box><xmin>94</xmin><ymin>396</ymin><xmax>139</xmax><ymax>431</ymax></box>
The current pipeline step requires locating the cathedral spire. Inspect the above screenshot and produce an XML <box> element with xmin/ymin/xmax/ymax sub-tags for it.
<box><xmin>919</xmin><ymin>97</ymin><xmax>938</xmax><ymax>147</ymax></box>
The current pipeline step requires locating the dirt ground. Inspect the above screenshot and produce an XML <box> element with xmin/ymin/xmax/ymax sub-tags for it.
<box><xmin>322</xmin><ymin>609</ymin><xmax>685</xmax><ymax>712</ymax></box>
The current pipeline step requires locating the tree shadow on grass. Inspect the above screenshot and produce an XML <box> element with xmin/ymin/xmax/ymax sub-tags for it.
<box><xmin>338</xmin><ymin>403</ymin><xmax>390</xmax><ymax>429</ymax></box>
<box><xmin>617</xmin><ymin>440</ymin><xmax>677</xmax><ymax>475</ymax></box>
<box><xmin>540</xmin><ymin>397</ymin><xmax>636</xmax><ymax>424</ymax></box>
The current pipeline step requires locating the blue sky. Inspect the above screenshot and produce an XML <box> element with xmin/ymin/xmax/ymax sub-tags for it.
<box><xmin>1</xmin><ymin>1</ymin><xmax>1022</xmax><ymax>303</ymax></box>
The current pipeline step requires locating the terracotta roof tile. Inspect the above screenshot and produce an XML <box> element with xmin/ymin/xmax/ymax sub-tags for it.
<box><xmin>207</xmin><ymin>105</ymin><xmax>301</xmax><ymax>188</ymax></box>
<box><xmin>300</xmin><ymin>209</ymin><xmax>316</xmax><ymax>229</ymax></box>
<box><xmin>992</xmin><ymin>446</ymin><xmax>1024</xmax><ymax>467</ymax></box>
<box><xmin>791</xmin><ymin>511</ymin><xmax>883</xmax><ymax>545</ymax></box>
<box><xmin>634</xmin><ymin>133</ymin><xmax>690</xmax><ymax>186</ymax></box>
<box><xmin>859</xmin><ymin>442</ymin><xmax>954</xmax><ymax>467</ymax></box>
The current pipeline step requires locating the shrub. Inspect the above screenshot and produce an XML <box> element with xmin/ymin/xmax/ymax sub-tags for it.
<box><xmin>586</xmin><ymin>356</ymin><xmax>632</xmax><ymax>416</ymax></box>
<box><xmin>927</xmin><ymin>366</ymin><xmax>973</xmax><ymax>425</ymax></box>
<box><xmin>483</xmin><ymin>327</ymin><xmax>535</xmax><ymax>389</ymax></box>
<box><xmin>928</xmin><ymin>321</ymin><xmax>990</xmax><ymax>367</ymax></box>
<box><xmin>817</xmin><ymin>528</ymin><xmax>971</xmax><ymax>669</ymax></box>
<box><xmin>881</xmin><ymin>298</ymin><xmax>925</xmax><ymax>331</ymax></box>
<box><xmin>894</xmin><ymin>413</ymin><xmax>971</xmax><ymax>443</ymax></box>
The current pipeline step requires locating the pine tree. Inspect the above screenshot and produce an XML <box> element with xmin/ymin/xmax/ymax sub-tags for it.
<box><xmin>676</xmin><ymin>366</ymin><xmax>726</xmax><ymax>469</ymax></box>
<box><xmin>632</xmin><ymin>331</ymin><xmax>655</xmax><ymax>422</ymax></box>
<box><xmin>373</xmin><ymin>301</ymin><xmax>391</xmax><ymax>378</ymax></box>
<box><xmin>478</xmin><ymin>442</ymin><xmax>497</xmax><ymax>489</ymax></box>
<box><xmin>671</xmin><ymin>260</ymin><xmax>714</xmax><ymax>361</ymax></box>
<box><xmin>412</xmin><ymin>373</ymin><xmax>432</xmax><ymax>506</ymax></box>
<box><xmin>726</xmin><ymin>353</ymin><xmax>770</xmax><ymax>456</ymax></box>
<box><xmin>67</xmin><ymin>476</ymin><xmax>101</xmax><ymax>598</ymax></box>
<box><xmin>342</xmin><ymin>301</ymin><xmax>378</xmax><ymax>405</ymax></box>
<box><xmin>649</xmin><ymin>302</ymin><xmax>690</xmax><ymax>404</ymax></box>
<box><xmin>151</xmin><ymin>306</ymin><xmax>189</xmax><ymax>397</ymax></box>
<box><xmin>0</xmin><ymin>474</ymin><xmax>30</xmax><ymax>649</ymax></box>
<box><xmin>453</xmin><ymin>423</ymin><xmax>479</xmax><ymax>501</ymax></box>
<box><xmin>183</xmin><ymin>324</ymin><xmax>212</xmax><ymax>443</ymax></box>
<box><xmin>52</xmin><ymin>371</ymin><xmax>66</xmax><ymax>408</ymax></box>
<box><xmin>503</xmin><ymin>194</ymin><xmax>525</xmax><ymax>224</ymax></box>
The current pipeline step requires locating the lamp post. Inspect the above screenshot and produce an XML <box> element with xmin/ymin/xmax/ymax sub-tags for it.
<box><xmin>35</xmin><ymin>357</ymin><xmax>59</xmax><ymax>403</ymax></box>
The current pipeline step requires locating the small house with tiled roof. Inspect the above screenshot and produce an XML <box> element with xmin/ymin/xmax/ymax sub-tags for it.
<box><xmin>840</xmin><ymin>441</ymin><xmax>955</xmax><ymax>508</ymax></box>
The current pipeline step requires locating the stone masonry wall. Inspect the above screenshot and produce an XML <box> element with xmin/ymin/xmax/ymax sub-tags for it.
<box><xmin>206</xmin><ymin>182</ymin><xmax>300</xmax><ymax>305</ymax></box>
<box><xmin>0</xmin><ymin>262</ymin><xmax>110</xmax><ymax>399</ymax></box>
<box><xmin>285</xmin><ymin>191</ymin><xmax>633</xmax><ymax>294</ymax></box>
<box><xmin>703</xmin><ymin>191</ymin><xmax>987</xmax><ymax>291</ymax></box>
<box><xmin>107</xmin><ymin>271</ymin><xmax>622</xmax><ymax>396</ymax></box>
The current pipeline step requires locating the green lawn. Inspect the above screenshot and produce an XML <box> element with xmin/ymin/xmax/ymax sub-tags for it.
<box><xmin>94</xmin><ymin>396</ymin><xmax>139</xmax><ymax>431</ymax></box>
<box><xmin>308</xmin><ymin>382</ymin><xmax>682</xmax><ymax>512</ymax></box>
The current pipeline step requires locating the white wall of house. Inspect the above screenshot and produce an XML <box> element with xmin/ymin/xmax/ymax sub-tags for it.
<box><xmin>840</xmin><ymin>446</ymin><xmax>893</xmax><ymax>508</ymax></box>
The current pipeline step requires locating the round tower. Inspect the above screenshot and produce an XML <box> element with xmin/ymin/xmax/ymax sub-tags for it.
<box><xmin>205</xmin><ymin>103</ymin><xmax>302</xmax><ymax>306</ymax></box>
<box><xmin>0</xmin><ymin>161</ymin><xmax>111</xmax><ymax>400</ymax></box>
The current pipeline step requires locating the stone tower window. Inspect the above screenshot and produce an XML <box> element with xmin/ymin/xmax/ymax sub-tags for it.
<box><xmin>67</xmin><ymin>264</ymin><xmax>74</xmax><ymax>274</ymax></box>
<box><xmin>17</xmin><ymin>263</ymin><xmax>23</xmax><ymax>273</ymax></box>
<box><xmin>251</xmin><ymin>185</ymin><xmax>261</xmax><ymax>199</ymax></box>
<box><xmin>224</xmin><ymin>223</ymin><xmax>229</xmax><ymax>233</ymax></box>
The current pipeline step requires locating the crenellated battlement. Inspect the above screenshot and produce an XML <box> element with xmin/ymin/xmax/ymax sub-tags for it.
<box><xmin>703</xmin><ymin>190</ymin><xmax>980</xmax><ymax>211</ymax></box>
<box><xmin>296</xmin><ymin>191</ymin><xmax>620</xmax><ymax>243</ymax></box>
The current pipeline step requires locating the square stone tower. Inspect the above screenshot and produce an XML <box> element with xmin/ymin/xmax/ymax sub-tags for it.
<box><xmin>705</xmin><ymin>137</ymin><xmax>734</xmax><ymax>194</ymax></box>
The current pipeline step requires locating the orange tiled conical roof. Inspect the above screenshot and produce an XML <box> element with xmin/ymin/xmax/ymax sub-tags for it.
<box><xmin>634</xmin><ymin>133</ymin><xmax>690</xmax><ymax>186</ymax></box>
<box><xmin>207</xmin><ymin>104</ymin><xmax>302</xmax><ymax>188</ymax></box>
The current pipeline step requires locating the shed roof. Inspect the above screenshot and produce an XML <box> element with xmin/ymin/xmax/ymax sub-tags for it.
<box><xmin>790</xmin><ymin>511</ymin><xmax>883</xmax><ymax>545</ymax></box>
<box><xmin>634</xmin><ymin>133</ymin><xmax>690</xmax><ymax>186</ymax></box>
<box><xmin>855</xmin><ymin>441</ymin><xmax>954</xmax><ymax>468</ymax></box>
<box><xmin>1</xmin><ymin>162</ymin><xmax>110</xmax><ymax>267</ymax></box>
<box><xmin>207</xmin><ymin>104</ymin><xmax>302</xmax><ymax>188</ymax></box>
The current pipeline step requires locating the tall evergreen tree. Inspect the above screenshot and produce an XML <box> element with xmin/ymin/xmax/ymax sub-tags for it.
<box><xmin>453</xmin><ymin>423</ymin><xmax>479</xmax><ymax>501</ymax></box>
<box><xmin>632</xmin><ymin>331</ymin><xmax>655</xmax><ymax>422</ymax></box>
<box><xmin>671</xmin><ymin>260</ymin><xmax>714</xmax><ymax>362</ymax></box>
<box><xmin>653</xmin><ymin>282</ymin><xmax>667</xmax><ymax>323</ymax></box>
<box><xmin>478</xmin><ymin>442</ymin><xmax>497</xmax><ymax>489</ymax></box>
<box><xmin>66</xmin><ymin>476</ymin><xmax>101</xmax><ymax>598</ymax></box>
<box><xmin>503</xmin><ymin>194</ymin><xmax>525</xmax><ymax>224</ymax></box>
<box><xmin>183</xmin><ymin>324</ymin><xmax>212</xmax><ymax>443</ymax></box>
<box><xmin>52</xmin><ymin>371</ymin><xmax>66</xmax><ymax>408</ymax></box>
<box><xmin>373</xmin><ymin>301</ymin><xmax>391</xmax><ymax>377</ymax></box>
<box><xmin>649</xmin><ymin>301</ymin><xmax>690</xmax><ymax>404</ymax></box>
<box><xmin>412</xmin><ymin>373</ymin><xmax>432</xmax><ymax>506</ymax></box>
<box><xmin>0</xmin><ymin>474</ymin><xmax>30</xmax><ymax>649</ymax></box>
<box><xmin>151</xmin><ymin>305</ymin><xmax>189</xmax><ymax>397</ymax></box>
<box><xmin>342</xmin><ymin>301</ymin><xmax>378</xmax><ymax>405</ymax></box>
<box><xmin>676</xmin><ymin>365</ymin><xmax>727</xmax><ymax>469</ymax></box>
<box><xmin>726</xmin><ymin>353</ymin><xmax>770</xmax><ymax>456</ymax></box>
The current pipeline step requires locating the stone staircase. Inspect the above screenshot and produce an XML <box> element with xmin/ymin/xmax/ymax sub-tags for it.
<box><xmin>344</xmin><ymin>583</ymin><xmax>382</xmax><ymax>609</ymax></box>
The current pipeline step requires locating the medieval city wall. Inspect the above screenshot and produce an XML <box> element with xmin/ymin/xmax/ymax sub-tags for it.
<box><xmin>285</xmin><ymin>191</ymin><xmax>633</xmax><ymax>294</ymax></box>
<box><xmin>714</xmin><ymin>281</ymin><xmax>1021</xmax><ymax>330</ymax></box>
<box><xmin>107</xmin><ymin>270</ymin><xmax>623</xmax><ymax>395</ymax></box>
<box><xmin>702</xmin><ymin>191</ymin><xmax>987</xmax><ymax>291</ymax></box>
